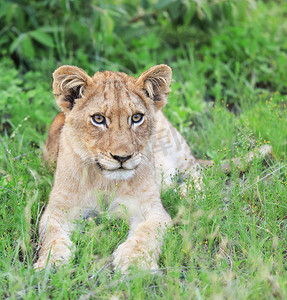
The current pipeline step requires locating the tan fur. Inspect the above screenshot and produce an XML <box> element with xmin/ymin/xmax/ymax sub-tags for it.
<box><xmin>34</xmin><ymin>64</ymin><xmax>201</xmax><ymax>272</ymax></box>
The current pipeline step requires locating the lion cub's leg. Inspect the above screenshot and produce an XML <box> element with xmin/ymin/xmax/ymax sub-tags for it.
<box><xmin>112</xmin><ymin>192</ymin><xmax>172</xmax><ymax>273</ymax></box>
<box><xmin>34</xmin><ymin>195</ymin><xmax>75</xmax><ymax>270</ymax></box>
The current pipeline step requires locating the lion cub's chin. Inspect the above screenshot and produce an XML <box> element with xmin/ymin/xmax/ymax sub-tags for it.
<box><xmin>102</xmin><ymin>169</ymin><xmax>135</xmax><ymax>181</ymax></box>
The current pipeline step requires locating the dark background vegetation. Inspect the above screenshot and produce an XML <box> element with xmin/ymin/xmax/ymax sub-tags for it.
<box><xmin>0</xmin><ymin>0</ymin><xmax>286</xmax><ymax>298</ymax></box>
<box><xmin>2</xmin><ymin>0</ymin><xmax>287</xmax><ymax>92</ymax></box>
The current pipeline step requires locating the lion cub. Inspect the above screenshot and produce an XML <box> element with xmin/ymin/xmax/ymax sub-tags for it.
<box><xmin>35</xmin><ymin>65</ymin><xmax>200</xmax><ymax>272</ymax></box>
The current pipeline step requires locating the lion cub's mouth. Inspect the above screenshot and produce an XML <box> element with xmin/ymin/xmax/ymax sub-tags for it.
<box><xmin>94</xmin><ymin>153</ymin><xmax>141</xmax><ymax>180</ymax></box>
<box><xmin>95</xmin><ymin>162</ymin><xmax>138</xmax><ymax>181</ymax></box>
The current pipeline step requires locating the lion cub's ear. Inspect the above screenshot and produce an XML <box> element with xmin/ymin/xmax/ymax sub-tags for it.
<box><xmin>136</xmin><ymin>64</ymin><xmax>172</xmax><ymax>110</ymax></box>
<box><xmin>52</xmin><ymin>65</ymin><xmax>92</xmax><ymax>113</ymax></box>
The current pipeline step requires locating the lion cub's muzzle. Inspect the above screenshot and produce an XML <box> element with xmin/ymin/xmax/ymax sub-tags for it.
<box><xmin>96</xmin><ymin>153</ymin><xmax>142</xmax><ymax>180</ymax></box>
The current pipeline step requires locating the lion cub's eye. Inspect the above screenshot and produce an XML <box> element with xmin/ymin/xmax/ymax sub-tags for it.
<box><xmin>91</xmin><ymin>115</ymin><xmax>106</xmax><ymax>126</ymax></box>
<box><xmin>131</xmin><ymin>113</ymin><xmax>144</xmax><ymax>124</ymax></box>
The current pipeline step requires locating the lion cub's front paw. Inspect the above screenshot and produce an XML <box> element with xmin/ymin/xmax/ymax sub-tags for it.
<box><xmin>34</xmin><ymin>257</ymin><xmax>49</xmax><ymax>270</ymax></box>
<box><xmin>34</xmin><ymin>245</ymin><xmax>72</xmax><ymax>271</ymax></box>
<box><xmin>113</xmin><ymin>239</ymin><xmax>158</xmax><ymax>274</ymax></box>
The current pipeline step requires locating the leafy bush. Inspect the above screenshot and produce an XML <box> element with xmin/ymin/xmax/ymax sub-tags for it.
<box><xmin>1</xmin><ymin>0</ymin><xmax>287</xmax><ymax>103</ymax></box>
<box><xmin>0</xmin><ymin>58</ymin><xmax>57</xmax><ymax>145</ymax></box>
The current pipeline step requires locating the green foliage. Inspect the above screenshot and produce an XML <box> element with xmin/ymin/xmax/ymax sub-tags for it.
<box><xmin>240</xmin><ymin>93</ymin><xmax>287</xmax><ymax>158</ymax></box>
<box><xmin>0</xmin><ymin>0</ymin><xmax>287</xmax><ymax>299</ymax></box>
<box><xmin>0</xmin><ymin>58</ymin><xmax>57</xmax><ymax>145</ymax></box>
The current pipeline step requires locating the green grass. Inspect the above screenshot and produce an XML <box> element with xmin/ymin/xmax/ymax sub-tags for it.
<box><xmin>1</xmin><ymin>0</ymin><xmax>287</xmax><ymax>299</ymax></box>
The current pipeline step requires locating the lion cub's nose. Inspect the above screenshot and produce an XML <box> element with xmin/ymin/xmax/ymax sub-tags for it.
<box><xmin>111</xmin><ymin>154</ymin><xmax>132</xmax><ymax>163</ymax></box>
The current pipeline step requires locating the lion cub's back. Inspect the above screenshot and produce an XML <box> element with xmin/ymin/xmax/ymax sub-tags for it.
<box><xmin>43</xmin><ymin>112</ymin><xmax>65</xmax><ymax>165</ymax></box>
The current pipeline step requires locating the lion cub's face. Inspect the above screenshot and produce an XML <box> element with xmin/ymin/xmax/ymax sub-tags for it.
<box><xmin>52</xmin><ymin>65</ymin><xmax>172</xmax><ymax>181</ymax></box>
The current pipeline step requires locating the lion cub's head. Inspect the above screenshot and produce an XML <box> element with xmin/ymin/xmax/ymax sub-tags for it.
<box><xmin>52</xmin><ymin>64</ymin><xmax>172</xmax><ymax>180</ymax></box>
